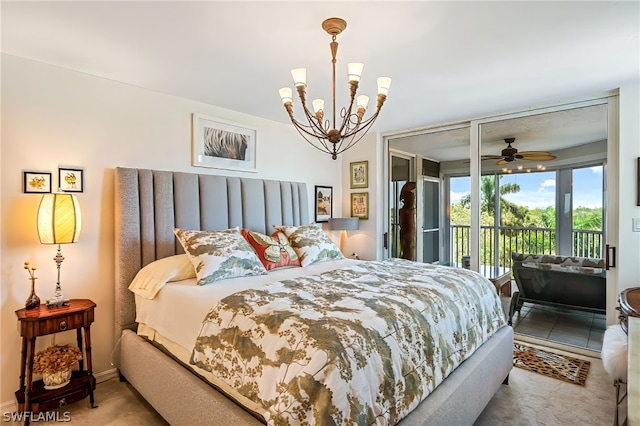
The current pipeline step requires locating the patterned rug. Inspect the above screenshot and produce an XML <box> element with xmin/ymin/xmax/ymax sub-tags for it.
<box><xmin>513</xmin><ymin>343</ymin><xmax>590</xmax><ymax>386</ymax></box>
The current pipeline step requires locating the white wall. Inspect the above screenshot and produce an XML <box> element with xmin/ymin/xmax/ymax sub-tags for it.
<box><xmin>617</xmin><ymin>82</ymin><xmax>640</xmax><ymax>293</ymax></box>
<box><xmin>338</xmin><ymin>132</ymin><xmax>382</xmax><ymax>261</ymax></box>
<box><xmin>0</xmin><ymin>55</ymin><xmax>342</xmax><ymax>404</ymax></box>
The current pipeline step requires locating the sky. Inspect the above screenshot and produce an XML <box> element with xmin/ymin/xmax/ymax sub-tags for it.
<box><xmin>450</xmin><ymin>165</ymin><xmax>603</xmax><ymax>209</ymax></box>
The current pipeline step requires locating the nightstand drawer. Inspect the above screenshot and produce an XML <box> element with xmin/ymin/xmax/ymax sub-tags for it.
<box><xmin>18</xmin><ymin>310</ymin><xmax>91</xmax><ymax>338</ymax></box>
<box><xmin>40</xmin><ymin>312</ymin><xmax>85</xmax><ymax>334</ymax></box>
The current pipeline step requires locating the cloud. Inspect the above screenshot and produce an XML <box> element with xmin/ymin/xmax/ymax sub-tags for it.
<box><xmin>450</xmin><ymin>191</ymin><xmax>468</xmax><ymax>203</ymax></box>
<box><xmin>590</xmin><ymin>166</ymin><xmax>603</xmax><ymax>174</ymax></box>
<box><xmin>538</xmin><ymin>179</ymin><xmax>556</xmax><ymax>191</ymax></box>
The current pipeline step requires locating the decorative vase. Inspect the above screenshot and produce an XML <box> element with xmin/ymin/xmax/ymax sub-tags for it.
<box><xmin>42</xmin><ymin>368</ymin><xmax>72</xmax><ymax>390</ymax></box>
<box><xmin>25</xmin><ymin>277</ymin><xmax>40</xmax><ymax>310</ymax></box>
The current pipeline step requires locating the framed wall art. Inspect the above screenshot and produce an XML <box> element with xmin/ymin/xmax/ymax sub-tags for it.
<box><xmin>351</xmin><ymin>192</ymin><xmax>369</xmax><ymax>220</ymax></box>
<box><xmin>23</xmin><ymin>171</ymin><xmax>52</xmax><ymax>194</ymax></box>
<box><xmin>314</xmin><ymin>185</ymin><xmax>333</xmax><ymax>223</ymax></box>
<box><xmin>58</xmin><ymin>167</ymin><xmax>84</xmax><ymax>192</ymax></box>
<box><xmin>192</xmin><ymin>113</ymin><xmax>257</xmax><ymax>172</ymax></box>
<box><xmin>350</xmin><ymin>160</ymin><xmax>368</xmax><ymax>189</ymax></box>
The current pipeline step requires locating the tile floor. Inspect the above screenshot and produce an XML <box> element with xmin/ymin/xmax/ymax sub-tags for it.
<box><xmin>510</xmin><ymin>302</ymin><xmax>606</xmax><ymax>352</ymax></box>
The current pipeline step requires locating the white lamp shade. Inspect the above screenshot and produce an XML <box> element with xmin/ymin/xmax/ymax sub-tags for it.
<box><xmin>347</xmin><ymin>63</ymin><xmax>364</xmax><ymax>82</ymax></box>
<box><xmin>279</xmin><ymin>87</ymin><xmax>293</xmax><ymax>104</ymax></box>
<box><xmin>37</xmin><ymin>193</ymin><xmax>82</xmax><ymax>244</ymax></box>
<box><xmin>356</xmin><ymin>95</ymin><xmax>369</xmax><ymax>110</ymax></box>
<box><xmin>328</xmin><ymin>217</ymin><xmax>359</xmax><ymax>231</ymax></box>
<box><xmin>312</xmin><ymin>99</ymin><xmax>325</xmax><ymax>114</ymax></box>
<box><xmin>377</xmin><ymin>77</ymin><xmax>392</xmax><ymax>96</ymax></box>
<box><xmin>291</xmin><ymin>68</ymin><xmax>307</xmax><ymax>87</ymax></box>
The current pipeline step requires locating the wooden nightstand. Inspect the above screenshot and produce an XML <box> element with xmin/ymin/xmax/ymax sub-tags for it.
<box><xmin>15</xmin><ymin>299</ymin><xmax>96</xmax><ymax>424</ymax></box>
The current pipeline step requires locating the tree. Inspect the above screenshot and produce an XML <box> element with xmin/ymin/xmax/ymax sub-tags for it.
<box><xmin>459</xmin><ymin>175</ymin><xmax>526</xmax><ymax>225</ymax></box>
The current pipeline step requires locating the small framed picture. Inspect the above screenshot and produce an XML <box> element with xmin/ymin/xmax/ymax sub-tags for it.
<box><xmin>58</xmin><ymin>168</ymin><xmax>84</xmax><ymax>193</ymax></box>
<box><xmin>23</xmin><ymin>171</ymin><xmax>52</xmax><ymax>193</ymax></box>
<box><xmin>351</xmin><ymin>192</ymin><xmax>369</xmax><ymax>220</ymax></box>
<box><xmin>314</xmin><ymin>185</ymin><xmax>333</xmax><ymax>223</ymax></box>
<box><xmin>192</xmin><ymin>113</ymin><xmax>257</xmax><ymax>172</ymax></box>
<box><xmin>350</xmin><ymin>161</ymin><xmax>368</xmax><ymax>189</ymax></box>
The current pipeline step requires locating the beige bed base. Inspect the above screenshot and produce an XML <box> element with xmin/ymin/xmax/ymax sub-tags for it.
<box><xmin>114</xmin><ymin>167</ymin><xmax>513</xmax><ymax>425</ymax></box>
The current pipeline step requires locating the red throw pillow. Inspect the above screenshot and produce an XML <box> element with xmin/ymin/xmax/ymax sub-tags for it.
<box><xmin>241</xmin><ymin>229</ymin><xmax>301</xmax><ymax>271</ymax></box>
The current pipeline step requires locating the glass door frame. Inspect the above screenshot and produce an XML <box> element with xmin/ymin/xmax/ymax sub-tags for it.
<box><xmin>382</xmin><ymin>95</ymin><xmax>618</xmax><ymax>325</ymax></box>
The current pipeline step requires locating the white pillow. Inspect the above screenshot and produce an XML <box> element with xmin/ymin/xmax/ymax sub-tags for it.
<box><xmin>128</xmin><ymin>254</ymin><xmax>196</xmax><ymax>299</ymax></box>
<box><xmin>173</xmin><ymin>227</ymin><xmax>268</xmax><ymax>285</ymax></box>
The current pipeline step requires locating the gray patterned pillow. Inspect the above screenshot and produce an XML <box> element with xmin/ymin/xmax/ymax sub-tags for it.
<box><xmin>274</xmin><ymin>223</ymin><xmax>344</xmax><ymax>267</ymax></box>
<box><xmin>173</xmin><ymin>227</ymin><xmax>267</xmax><ymax>285</ymax></box>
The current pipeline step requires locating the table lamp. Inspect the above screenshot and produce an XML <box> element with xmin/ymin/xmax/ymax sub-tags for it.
<box><xmin>328</xmin><ymin>218</ymin><xmax>359</xmax><ymax>255</ymax></box>
<box><xmin>37</xmin><ymin>193</ymin><xmax>82</xmax><ymax>308</ymax></box>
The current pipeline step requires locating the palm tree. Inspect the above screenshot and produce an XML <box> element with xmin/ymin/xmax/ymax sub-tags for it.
<box><xmin>460</xmin><ymin>175</ymin><xmax>526</xmax><ymax>225</ymax></box>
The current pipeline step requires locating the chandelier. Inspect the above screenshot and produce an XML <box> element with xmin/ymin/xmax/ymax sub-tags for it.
<box><xmin>279</xmin><ymin>17</ymin><xmax>391</xmax><ymax>160</ymax></box>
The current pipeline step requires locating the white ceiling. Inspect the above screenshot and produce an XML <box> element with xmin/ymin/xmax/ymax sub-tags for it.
<box><xmin>1</xmin><ymin>1</ymin><xmax>638</xmax><ymax>142</ymax></box>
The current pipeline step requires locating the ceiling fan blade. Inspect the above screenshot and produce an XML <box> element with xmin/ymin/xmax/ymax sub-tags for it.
<box><xmin>518</xmin><ymin>151</ymin><xmax>555</xmax><ymax>156</ymax></box>
<box><xmin>481</xmin><ymin>155</ymin><xmax>505</xmax><ymax>160</ymax></box>
<box><xmin>496</xmin><ymin>159</ymin><xmax>508</xmax><ymax>165</ymax></box>
<box><xmin>519</xmin><ymin>152</ymin><xmax>557</xmax><ymax>161</ymax></box>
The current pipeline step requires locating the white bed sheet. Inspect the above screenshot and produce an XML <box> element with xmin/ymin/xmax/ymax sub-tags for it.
<box><xmin>135</xmin><ymin>259</ymin><xmax>358</xmax><ymax>354</ymax></box>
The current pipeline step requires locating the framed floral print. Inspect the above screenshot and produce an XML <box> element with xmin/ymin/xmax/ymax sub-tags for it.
<box><xmin>350</xmin><ymin>161</ymin><xmax>368</xmax><ymax>189</ymax></box>
<box><xmin>350</xmin><ymin>192</ymin><xmax>369</xmax><ymax>220</ymax></box>
<box><xmin>23</xmin><ymin>171</ymin><xmax>52</xmax><ymax>193</ymax></box>
<box><xmin>58</xmin><ymin>168</ymin><xmax>84</xmax><ymax>192</ymax></box>
<box><xmin>314</xmin><ymin>185</ymin><xmax>333</xmax><ymax>223</ymax></box>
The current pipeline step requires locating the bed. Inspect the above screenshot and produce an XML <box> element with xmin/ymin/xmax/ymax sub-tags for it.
<box><xmin>114</xmin><ymin>167</ymin><xmax>513</xmax><ymax>425</ymax></box>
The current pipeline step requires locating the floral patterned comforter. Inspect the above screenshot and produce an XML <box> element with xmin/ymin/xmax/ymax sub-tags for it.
<box><xmin>190</xmin><ymin>259</ymin><xmax>506</xmax><ymax>425</ymax></box>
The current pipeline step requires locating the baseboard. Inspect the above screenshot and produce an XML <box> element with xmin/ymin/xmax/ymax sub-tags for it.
<box><xmin>95</xmin><ymin>367</ymin><xmax>119</xmax><ymax>383</ymax></box>
<box><xmin>0</xmin><ymin>368</ymin><xmax>120</xmax><ymax>413</ymax></box>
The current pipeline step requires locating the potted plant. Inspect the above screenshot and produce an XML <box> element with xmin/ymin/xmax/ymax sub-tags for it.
<box><xmin>33</xmin><ymin>345</ymin><xmax>83</xmax><ymax>389</ymax></box>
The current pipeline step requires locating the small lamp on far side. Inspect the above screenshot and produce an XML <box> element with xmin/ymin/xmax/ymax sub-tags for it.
<box><xmin>328</xmin><ymin>217</ymin><xmax>359</xmax><ymax>255</ymax></box>
<box><xmin>37</xmin><ymin>193</ymin><xmax>82</xmax><ymax>308</ymax></box>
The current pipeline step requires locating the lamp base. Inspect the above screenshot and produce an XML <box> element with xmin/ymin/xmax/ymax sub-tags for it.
<box><xmin>46</xmin><ymin>297</ymin><xmax>70</xmax><ymax>309</ymax></box>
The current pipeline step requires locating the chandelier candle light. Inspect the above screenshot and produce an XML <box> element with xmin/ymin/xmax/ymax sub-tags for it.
<box><xmin>279</xmin><ymin>17</ymin><xmax>391</xmax><ymax>159</ymax></box>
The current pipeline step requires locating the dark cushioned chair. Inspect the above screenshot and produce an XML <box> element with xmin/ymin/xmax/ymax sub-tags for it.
<box><xmin>508</xmin><ymin>252</ymin><xmax>606</xmax><ymax>325</ymax></box>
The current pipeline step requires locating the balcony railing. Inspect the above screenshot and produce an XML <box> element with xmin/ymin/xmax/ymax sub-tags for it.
<box><xmin>450</xmin><ymin>225</ymin><xmax>603</xmax><ymax>269</ymax></box>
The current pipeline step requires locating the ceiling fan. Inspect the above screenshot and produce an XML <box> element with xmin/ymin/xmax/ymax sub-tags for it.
<box><xmin>482</xmin><ymin>138</ymin><xmax>556</xmax><ymax>165</ymax></box>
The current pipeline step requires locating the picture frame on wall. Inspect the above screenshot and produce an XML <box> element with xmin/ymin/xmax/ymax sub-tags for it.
<box><xmin>58</xmin><ymin>167</ymin><xmax>84</xmax><ymax>193</ymax></box>
<box><xmin>351</xmin><ymin>192</ymin><xmax>369</xmax><ymax>220</ymax></box>
<box><xmin>23</xmin><ymin>171</ymin><xmax>52</xmax><ymax>194</ymax></box>
<box><xmin>350</xmin><ymin>160</ymin><xmax>368</xmax><ymax>189</ymax></box>
<box><xmin>192</xmin><ymin>113</ymin><xmax>257</xmax><ymax>172</ymax></box>
<box><xmin>314</xmin><ymin>185</ymin><xmax>333</xmax><ymax>223</ymax></box>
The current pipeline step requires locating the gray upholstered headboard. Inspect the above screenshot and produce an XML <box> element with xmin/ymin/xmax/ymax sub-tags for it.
<box><xmin>114</xmin><ymin>167</ymin><xmax>309</xmax><ymax>340</ymax></box>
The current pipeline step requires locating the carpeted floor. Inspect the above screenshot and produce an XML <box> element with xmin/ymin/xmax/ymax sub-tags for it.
<box><xmin>15</xmin><ymin>341</ymin><xmax>617</xmax><ymax>425</ymax></box>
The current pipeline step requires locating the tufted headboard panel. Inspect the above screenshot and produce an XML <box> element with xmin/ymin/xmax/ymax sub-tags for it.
<box><xmin>114</xmin><ymin>167</ymin><xmax>309</xmax><ymax>340</ymax></box>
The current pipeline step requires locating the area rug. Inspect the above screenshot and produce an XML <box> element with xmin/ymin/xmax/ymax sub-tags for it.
<box><xmin>513</xmin><ymin>343</ymin><xmax>590</xmax><ymax>386</ymax></box>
